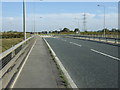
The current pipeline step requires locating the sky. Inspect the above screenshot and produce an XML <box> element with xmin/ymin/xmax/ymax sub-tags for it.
<box><xmin>1</xmin><ymin>1</ymin><xmax>119</xmax><ymax>32</ymax></box>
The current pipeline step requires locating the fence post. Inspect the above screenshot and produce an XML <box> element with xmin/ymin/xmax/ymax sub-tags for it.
<box><xmin>115</xmin><ymin>38</ymin><xmax>116</xmax><ymax>44</ymax></box>
<box><xmin>106</xmin><ymin>38</ymin><xmax>107</xmax><ymax>42</ymax></box>
<box><xmin>99</xmin><ymin>37</ymin><xmax>101</xmax><ymax>41</ymax></box>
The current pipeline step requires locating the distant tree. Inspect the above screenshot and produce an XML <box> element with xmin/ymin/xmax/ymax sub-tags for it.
<box><xmin>70</xmin><ymin>31</ymin><xmax>74</xmax><ymax>32</ymax></box>
<box><xmin>54</xmin><ymin>30</ymin><xmax>58</xmax><ymax>33</ymax></box>
<box><xmin>97</xmin><ymin>30</ymin><xmax>102</xmax><ymax>32</ymax></box>
<box><xmin>74</xmin><ymin>28</ymin><xmax>80</xmax><ymax>33</ymax></box>
<box><xmin>85</xmin><ymin>30</ymin><xmax>88</xmax><ymax>32</ymax></box>
<box><xmin>49</xmin><ymin>31</ymin><xmax>51</xmax><ymax>33</ymax></box>
<box><xmin>61</xmin><ymin>28</ymin><xmax>70</xmax><ymax>32</ymax></box>
<box><xmin>102</xmin><ymin>28</ymin><xmax>110</xmax><ymax>32</ymax></box>
<box><xmin>118</xmin><ymin>29</ymin><xmax>120</xmax><ymax>32</ymax></box>
<box><xmin>42</xmin><ymin>31</ymin><xmax>47</xmax><ymax>34</ymax></box>
<box><xmin>7</xmin><ymin>30</ymin><xmax>17</xmax><ymax>32</ymax></box>
<box><xmin>111</xmin><ymin>28</ymin><xmax>118</xmax><ymax>32</ymax></box>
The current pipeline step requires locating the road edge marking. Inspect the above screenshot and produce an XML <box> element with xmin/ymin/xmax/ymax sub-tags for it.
<box><xmin>91</xmin><ymin>49</ymin><xmax>120</xmax><ymax>61</ymax></box>
<box><xmin>43</xmin><ymin>37</ymin><xmax>78</xmax><ymax>88</ymax></box>
<box><xmin>10</xmin><ymin>38</ymin><xmax>37</xmax><ymax>88</ymax></box>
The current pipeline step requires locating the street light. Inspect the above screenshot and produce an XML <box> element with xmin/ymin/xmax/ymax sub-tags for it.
<box><xmin>39</xmin><ymin>17</ymin><xmax>43</xmax><ymax>34</ymax></box>
<box><xmin>23</xmin><ymin>0</ymin><xmax>26</xmax><ymax>40</ymax></box>
<box><xmin>74</xmin><ymin>17</ymin><xmax>80</xmax><ymax>34</ymax></box>
<box><xmin>33</xmin><ymin>0</ymin><xmax>43</xmax><ymax>35</ymax></box>
<box><xmin>9</xmin><ymin>17</ymin><xmax>14</xmax><ymax>31</ymax></box>
<box><xmin>97</xmin><ymin>4</ymin><xmax>106</xmax><ymax>37</ymax></box>
<box><xmin>74</xmin><ymin>17</ymin><xmax>80</xmax><ymax>29</ymax></box>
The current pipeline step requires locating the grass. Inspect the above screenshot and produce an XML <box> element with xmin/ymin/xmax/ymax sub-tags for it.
<box><xmin>0</xmin><ymin>38</ymin><xmax>23</xmax><ymax>53</ymax></box>
<box><xmin>0</xmin><ymin>32</ymin><xmax>32</xmax><ymax>53</ymax></box>
<box><xmin>48</xmin><ymin>47</ymin><xmax>68</xmax><ymax>88</ymax></box>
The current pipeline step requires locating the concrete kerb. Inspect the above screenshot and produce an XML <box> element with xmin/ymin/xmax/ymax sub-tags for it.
<box><xmin>43</xmin><ymin>37</ymin><xmax>78</xmax><ymax>89</ymax></box>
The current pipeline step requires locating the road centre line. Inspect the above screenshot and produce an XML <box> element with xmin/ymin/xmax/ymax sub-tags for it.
<box><xmin>91</xmin><ymin>49</ymin><xmax>120</xmax><ymax>61</ymax></box>
<box><xmin>70</xmin><ymin>42</ymin><xmax>82</xmax><ymax>47</ymax></box>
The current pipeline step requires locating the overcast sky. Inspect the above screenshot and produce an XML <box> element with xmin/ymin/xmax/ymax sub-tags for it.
<box><xmin>2</xmin><ymin>1</ymin><xmax>118</xmax><ymax>32</ymax></box>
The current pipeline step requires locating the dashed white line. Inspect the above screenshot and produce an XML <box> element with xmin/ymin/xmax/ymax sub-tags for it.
<box><xmin>70</xmin><ymin>42</ymin><xmax>82</xmax><ymax>47</ymax></box>
<box><xmin>61</xmin><ymin>39</ymin><xmax>67</xmax><ymax>42</ymax></box>
<box><xmin>63</xmin><ymin>40</ymin><xmax>66</xmax><ymax>42</ymax></box>
<box><xmin>91</xmin><ymin>49</ymin><xmax>120</xmax><ymax>61</ymax></box>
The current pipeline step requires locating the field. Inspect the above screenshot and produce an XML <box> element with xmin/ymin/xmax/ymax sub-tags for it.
<box><xmin>0</xmin><ymin>32</ymin><xmax>31</xmax><ymax>53</ymax></box>
<box><xmin>0</xmin><ymin>38</ymin><xmax>23</xmax><ymax>53</ymax></box>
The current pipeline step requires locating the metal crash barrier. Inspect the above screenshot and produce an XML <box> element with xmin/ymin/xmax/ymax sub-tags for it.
<box><xmin>0</xmin><ymin>35</ymin><xmax>35</xmax><ymax>89</ymax></box>
<box><xmin>55</xmin><ymin>35</ymin><xmax>120</xmax><ymax>44</ymax></box>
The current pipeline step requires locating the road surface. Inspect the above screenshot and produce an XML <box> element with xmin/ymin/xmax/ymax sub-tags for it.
<box><xmin>45</xmin><ymin>37</ymin><xmax>119</xmax><ymax>88</ymax></box>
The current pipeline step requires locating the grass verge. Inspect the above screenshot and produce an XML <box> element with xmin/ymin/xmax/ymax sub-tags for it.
<box><xmin>0</xmin><ymin>38</ymin><xmax>23</xmax><ymax>53</ymax></box>
<box><xmin>48</xmin><ymin>43</ymin><xmax>69</xmax><ymax>88</ymax></box>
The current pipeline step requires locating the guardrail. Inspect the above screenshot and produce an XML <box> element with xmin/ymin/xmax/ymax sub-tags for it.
<box><xmin>71</xmin><ymin>35</ymin><xmax>119</xmax><ymax>43</ymax></box>
<box><xmin>54</xmin><ymin>35</ymin><xmax>120</xmax><ymax>44</ymax></box>
<box><xmin>0</xmin><ymin>35</ymin><xmax>35</xmax><ymax>89</ymax></box>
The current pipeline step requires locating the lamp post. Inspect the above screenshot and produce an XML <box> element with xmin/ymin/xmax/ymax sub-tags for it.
<box><xmin>97</xmin><ymin>4</ymin><xmax>106</xmax><ymax>37</ymax></box>
<box><xmin>74</xmin><ymin>17</ymin><xmax>80</xmax><ymax>30</ymax></box>
<box><xmin>74</xmin><ymin>17</ymin><xmax>80</xmax><ymax>34</ymax></box>
<box><xmin>33</xmin><ymin>0</ymin><xmax>43</xmax><ymax>35</ymax></box>
<box><xmin>39</xmin><ymin>17</ymin><xmax>43</xmax><ymax>34</ymax></box>
<box><xmin>34</xmin><ymin>13</ymin><xmax>35</xmax><ymax>34</ymax></box>
<box><xmin>10</xmin><ymin>17</ymin><xmax>14</xmax><ymax>31</ymax></box>
<box><xmin>23</xmin><ymin>0</ymin><xmax>26</xmax><ymax>40</ymax></box>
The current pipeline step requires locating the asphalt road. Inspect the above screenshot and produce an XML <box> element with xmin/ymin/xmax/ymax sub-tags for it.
<box><xmin>45</xmin><ymin>37</ymin><xmax>119</xmax><ymax>88</ymax></box>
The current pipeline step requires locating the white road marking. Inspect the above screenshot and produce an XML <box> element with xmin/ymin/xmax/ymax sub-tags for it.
<box><xmin>10</xmin><ymin>39</ymin><xmax>37</xmax><ymax>88</ymax></box>
<box><xmin>63</xmin><ymin>40</ymin><xmax>67</xmax><ymax>42</ymax></box>
<box><xmin>70</xmin><ymin>42</ymin><xmax>82</xmax><ymax>47</ymax></box>
<box><xmin>91</xmin><ymin>49</ymin><xmax>120</xmax><ymax>61</ymax></box>
<box><xmin>61</xmin><ymin>39</ymin><xmax>67</xmax><ymax>42</ymax></box>
<box><xmin>44</xmin><ymin>38</ymin><xmax>78</xmax><ymax>88</ymax></box>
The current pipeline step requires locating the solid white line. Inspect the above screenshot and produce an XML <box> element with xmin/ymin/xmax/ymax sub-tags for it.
<box><xmin>70</xmin><ymin>42</ymin><xmax>82</xmax><ymax>47</ymax></box>
<box><xmin>43</xmin><ymin>38</ymin><xmax>78</xmax><ymax>88</ymax></box>
<box><xmin>91</xmin><ymin>49</ymin><xmax>120</xmax><ymax>61</ymax></box>
<box><xmin>10</xmin><ymin>39</ymin><xmax>37</xmax><ymax>88</ymax></box>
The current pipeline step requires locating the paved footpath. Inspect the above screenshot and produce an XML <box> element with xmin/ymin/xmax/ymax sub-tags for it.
<box><xmin>14</xmin><ymin>36</ymin><xmax>58</xmax><ymax>88</ymax></box>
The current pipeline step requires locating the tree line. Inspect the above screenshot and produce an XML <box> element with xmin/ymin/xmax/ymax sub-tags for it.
<box><xmin>1</xmin><ymin>28</ymin><xmax>119</xmax><ymax>39</ymax></box>
<box><xmin>1</xmin><ymin>32</ymin><xmax>24</xmax><ymax>38</ymax></box>
<box><xmin>39</xmin><ymin>28</ymin><xmax>119</xmax><ymax>35</ymax></box>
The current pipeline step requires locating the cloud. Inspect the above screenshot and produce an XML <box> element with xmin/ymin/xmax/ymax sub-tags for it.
<box><xmin>2</xmin><ymin>0</ymin><xmax>120</xmax><ymax>2</ymax></box>
<box><xmin>2</xmin><ymin>12</ymin><xmax>118</xmax><ymax>32</ymax></box>
<box><xmin>27</xmin><ymin>13</ymin><xmax>96</xmax><ymax>19</ymax></box>
<box><xmin>108</xmin><ymin>6</ymin><xmax>118</xmax><ymax>10</ymax></box>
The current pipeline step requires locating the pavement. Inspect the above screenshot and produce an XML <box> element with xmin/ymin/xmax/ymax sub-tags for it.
<box><xmin>13</xmin><ymin>36</ymin><xmax>60</xmax><ymax>88</ymax></box>
<box><xmin>45</xmin><ymin>37</ymin><xmax>119</xmax><ymax>88</ymax></box>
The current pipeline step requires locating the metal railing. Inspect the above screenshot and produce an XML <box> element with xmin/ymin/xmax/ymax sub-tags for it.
<box><xmin>0</xmin><ymin>35</ymin><xmax>35</xmax><ymax>89</ymax></box>
<box><xmin>54</xmin><ymin>35</ymin><xmax>120</xmax><ymax>45</ymax></box>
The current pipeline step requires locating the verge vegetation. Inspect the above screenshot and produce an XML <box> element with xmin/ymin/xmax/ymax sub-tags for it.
<box><xmin>0</xmin><ymin>31</ymin><xmax>32</xmax><ymax>53</ymax></box>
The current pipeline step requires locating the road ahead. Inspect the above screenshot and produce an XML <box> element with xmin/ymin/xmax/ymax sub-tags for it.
<box><xmin>45</xmin><ymin>37</ymin><xmax>119</xmax><ymax>88</ymax></box>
